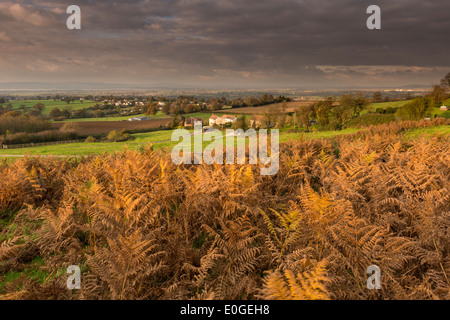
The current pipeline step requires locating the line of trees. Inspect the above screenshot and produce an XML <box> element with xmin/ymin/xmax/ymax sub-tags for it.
<box><xmin>294</xmin><ymin>93</ymin><xmax>369</xmax><ymax>131</ymax></box>
<box><xmin>0</xmin><ymin>113</ymin><xmax>51</xmax><ymax>135</ymax></box>
<box><xmin>153</xmin><ymin>94</ymin><xmax>292</xmax><ymax>117</ymax></box>
<box><xmin>231</xmin><ymin>94</ymin><xmax>291</xmax><ymax>108</ymax></box>
<box><xmin>0</xmin><ymin>130</ymin><xmax>78</xmax><ymax>146</ymax></box>
<box><xmin>0</xmin><ymin>112</ymin><xmax>82</xmax><ymax>146</ymax></box>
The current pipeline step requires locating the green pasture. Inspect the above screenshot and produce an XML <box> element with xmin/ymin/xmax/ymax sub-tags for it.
<box><xmin>8</xmin><ymin>99</ymin><xmax>98</xmax><ymax>115</ymax></box>
<box><xmin>0</xmin><ymin>123</ymin><xmax>448</xmax><ymax>159</ymax></box>
<box><xmin>60</xmin><ymin>112</ymin><xmax>171</xmax><ymax>122</ymax></box>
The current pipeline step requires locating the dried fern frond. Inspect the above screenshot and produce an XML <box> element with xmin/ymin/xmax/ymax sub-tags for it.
<box><xmin>260</xmin><ymin>260</ymin><xmax>330</xmax><ymax>300</ymax></box>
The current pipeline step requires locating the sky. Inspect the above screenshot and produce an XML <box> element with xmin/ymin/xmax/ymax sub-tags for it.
<box><xmin>0</xmin><ymin>0</ymin><xmax>449</xmax><ymax>90</ymax></box>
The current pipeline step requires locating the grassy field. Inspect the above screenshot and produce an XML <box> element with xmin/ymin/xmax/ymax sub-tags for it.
<box><xmin>431</xmin><ymin>108</ymin><xmax>449</xmax><ymax>117</ymax></box>
<box><xmin>61</xmin><ymin>112</ymin><xmax>236</xmax><ymax>124</ymax></box>
<box><xmin>51</xmin><ymin>118</ymin><xmax>172</xmax><ymax>135</ymax></box>
<box><xmin>0</xmin><ymin>130</ymin><xmax>178</xmax><ymax>156</ymax></box>
<box><xmin>404</xmin><ymin>125</ymin><xmax>450</xmax><ymax>138</ymax></box>
<box><xmin>216</xmin><ymin>101</ymin><xmax>315</xmax><ymax>115</ymax></box>
<box><xmin>0</xmin><ymin>128</ymin><xmax>357</xmax><ymax>157</ymax></box>
<box><xmin>0</xmin><ymin>120</ymin><xmax>447</xmax><ymax>159</ymax></box>
<box><xmin>279</xmin><ymin>128</ymin><xmax>361</xmax><ymax>142</ymax></box>
<box><xmin>364</xmin><ymin>99</ymin><xmax>450</xmax><ymax>118</ymax></box>
<box><xmin>60</xmin><ymin>111</ymin><xmax>171</xmax><ymax>122</ymax></box>
<box><xmin>0</xmin><ymin>125</ymin><xmax>423</xmax><ymax>158</ymax></box>
<box><xmin>9</xmin><ymin>99</ymin><xmax>98</xmax><ymax>115</ymax></box>
<box><xmin>363</xmin><ymin>100</ymin><xmax>412</xmax><ymax>114</ymax></box>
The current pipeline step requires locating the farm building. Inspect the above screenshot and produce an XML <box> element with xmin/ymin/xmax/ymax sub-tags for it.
<box><xmin>209</xmin><ymin>114</ymin><xmax>237</xmax><ymax>126</ymax></box>
<box><xmin>129</xmin><ymin>116</ymin><xmax>151</xmax><ymax>121</ymax></box>
<box><xmin>209</xmin><ymin>114</ymin><xmax>220</xmax><ymax>126</ymax></box>
<box><xmin>222</xmin><ymin>115</ymin><xmax>238</xmax><ymax>124</ymax></box>
<box><xmin>184</xmin><ymin>117</ymin><xmax>203</xmax><ymax>127</ymax></box>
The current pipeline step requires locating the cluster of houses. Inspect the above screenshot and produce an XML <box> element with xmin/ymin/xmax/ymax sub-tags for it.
<box><xmin>98</xmin><ymin>98</ymin><xmax>146</xmax><ymax>107</ymax></box>
<box><xmin>128</xmin><ymin>113</ymin><xmax>273</xmax><ymax>129</ymax></box>
<box><xmin>183</xmin><ymin>114</ymin><xmax>272</xmax><ymax>128</ymax></box>
<box><xmin>183</xmin><ymin>114</ymin><xmax>238</xmax><ymax>128</ymax></box>
<box><xmin>208</xmin><ymin>114</ymin><xmax>237</xmax><ymax>126</ymax></box>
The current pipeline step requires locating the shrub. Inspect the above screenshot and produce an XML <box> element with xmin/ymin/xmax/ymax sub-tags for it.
<box><xmin>85</xmin><ymin>136</ymin><xmax>96</xmax><ymax>143</ymax></box>
<box><xmin>385</xmin><ymin>107</ymin><xmax>397</xmax><ymax>114</ymax></box>
<box><xmin>49</xmin><ymin>107</ymin><xmax>63</xmax><ymax>120</ymax></box>
<box><xmin>343</xmin><ymin>113</ymin><xmax>396</xmax><ymax>128</ymax></box>
<box><xmin>107</xmin><ymin>129</ymin><xmax>130</xmax><ymax>142</ymax></box>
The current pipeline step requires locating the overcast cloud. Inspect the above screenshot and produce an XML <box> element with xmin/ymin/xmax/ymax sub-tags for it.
<box><xmin>0</xmin><ymin>0</ymin><xmax>449</xmax><ymax>89</ymax></box>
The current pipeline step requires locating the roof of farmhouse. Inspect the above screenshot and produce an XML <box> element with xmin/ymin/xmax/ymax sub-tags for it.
<box><xmin>185</xmin><ymin>117</ymin><xmax>203</xmax><ymax>125</ymax></box>
<box><xmin>210</xmin><ymin>114</ymin><xmax>236</xmax><ymax>120</ymax></box>
<box><xmin>222</xmin><ymin>115</ymin><xmax>237</xmax><ymax>120</ymax></box>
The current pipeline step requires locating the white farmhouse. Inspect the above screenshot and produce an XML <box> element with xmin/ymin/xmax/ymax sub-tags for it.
<box><xmin>209</xmin><ymin>114</ymin><xmax>237</xmax><ymax>126</ymax></box>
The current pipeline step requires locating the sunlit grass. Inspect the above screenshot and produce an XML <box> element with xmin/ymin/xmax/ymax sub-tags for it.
<box><xmin>0</xmin><ymin>124</ymin><xmax>447</xmax><ymax>159</ymax></box>
<box><xmin>9</xmin><ymin>99</ymin><xmax>98</xmax><ymax>115</ymax></box>
<box><xmin>404</xmin><ymin>125</ymin><xmax>450</xmax><ymax>138</ymax></box>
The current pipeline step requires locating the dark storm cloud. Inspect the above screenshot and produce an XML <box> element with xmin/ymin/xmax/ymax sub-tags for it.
<box><xmin>0</xmin><ymin>0</ymin><xmax>448</xmax><ymax>88</ymax></box>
